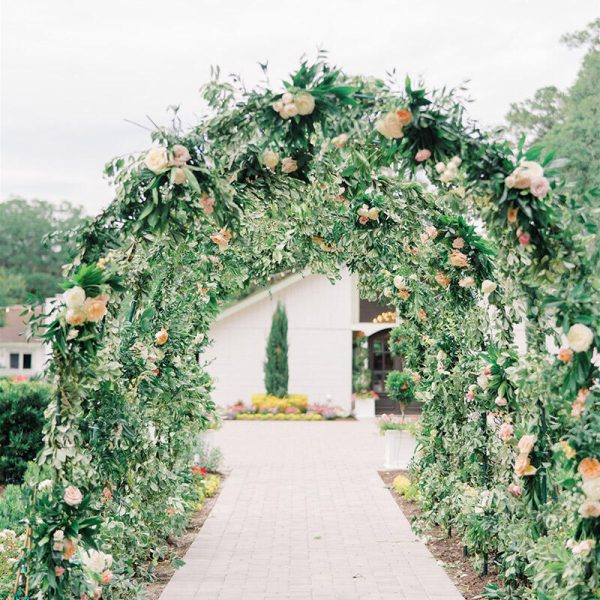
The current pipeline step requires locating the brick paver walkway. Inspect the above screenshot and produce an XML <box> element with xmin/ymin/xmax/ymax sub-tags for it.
<box><xmin>160</xmin><ymin>420</ymin><xmax>463</xmax><ymax>600</ymax></box>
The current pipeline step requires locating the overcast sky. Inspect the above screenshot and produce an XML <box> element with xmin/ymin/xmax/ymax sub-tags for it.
<box><xmin>1</xmin><ymin>0</ymin><xmax>598</xmax><ymax>215</ymax></box>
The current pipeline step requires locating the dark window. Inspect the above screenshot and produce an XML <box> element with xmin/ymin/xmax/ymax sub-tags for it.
<box><xmin>359</xmin><ymin>298</ymin><xmax>395</xmax><ymax>323</ymax></box>
<box><xmin>23</xmin><ymin>354</ymin><xmax>32</xmax><ymax>369</ymax></box>
<box><xmin>9</xmin><ymin>353</ymin><xmax>19</xmax><ymax>369</ymax></box>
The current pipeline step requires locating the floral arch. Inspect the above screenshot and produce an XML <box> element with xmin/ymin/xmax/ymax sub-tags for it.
<box><xmin>18</xmin><ymin>59</ymin><xmax>598</xmax><ymax>599</ymax></box>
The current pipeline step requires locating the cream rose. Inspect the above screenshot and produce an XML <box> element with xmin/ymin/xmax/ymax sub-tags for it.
<box><xmin>64</xmin><ymin>286</ymin><xmax>86</xmax><ymax>308</ymax></box>
<box><xmin>367</xmin><ymin>207</ymin><xmax>380</xmax><ymax>221</ymax></box>
<box><xmin>280</xmin><ymin>103</ymin><xmax>299</xmax><ymax>119</ymax></box>
<box><xmin>332</xmin><ymin>133</ymin><xmax>349</xmax><ymax>148</ymax></box>
<box><xmin>172</xmin><ymin>168</ymin><xmax>187</xmax><ymax>185</ymax></box>
<box><xmin>566</xmin><ymin>324</ymin><xmax>594</xmax><ymax>353</ymax></box>
<box><xmin>144</xmin><ymin>147</ymin><xmax>169</xmax><ymax>174</ymax></box>
<box><xmin>393</xmin><ymin>275</ymin><xmax>407</xmax><ymax>290</ymax></box>
<box><xmin>481</xmin><ymin>280</ymin><xmax>497</xmax><ymax>294</ymax></box>
<box><xmin>294</xmin><ymin>91</ymin><xmax>315</xmax><ymax>116</ymax></box>
<box><xmin>281</xmin><ymin>157</ymin><xmax>298</xmax><ymax>174</ymax></box>
<box><xmin>434</xmin><ymin>162</ymin><xmax>446</xmax><ymax>174</ymax></box>
<box><xmin>375</xmin><ymin>112</ymin><xmax>404</xmax><ymax>139</ymax></box>
<box><xmin>582</xmin><ymin>479</ymin><xmax>600</xmax><ymax>501</ymax></box>
<box><xmin>509</xmin><ymin>161</ymin><xmax>544</xmax><ymax>190</ymax></box>
<box><xmin>63</xmin><ymin>486</ymin><xmax>83</xmax><ymax>507</ymax></box>
<box><xmin>155</xmin><ymin>329</ymin><xmax>169</xmax><ymax>346</ymax></box>
<box><xmin>262</xmin><ymin>150</ymin><xmax>279</xmax><ymax>170</ymax></box>
<box><xmin>459</xmin><ymin>276</ymin><xmax>475</xmax><ymax>288</ymax></box>
<box><xmin>83</xmin><ymin>549</ymin><xmax>113</xmax><ymax>574</ymax></box>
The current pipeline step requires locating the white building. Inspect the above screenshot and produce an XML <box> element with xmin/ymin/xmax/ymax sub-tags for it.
<box><xmin>204</xmin><ymin>269</ymin><xmax>401</xmax><ymax>413</ymax></box>
<box><xmin>0</xmin><ymin>305</ymin><xmax>48</xmax><ymax>378</ymax></box>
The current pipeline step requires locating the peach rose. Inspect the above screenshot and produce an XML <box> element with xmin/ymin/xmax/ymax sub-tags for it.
<box><xmin>281</xmin><ymin>157</ymin><xmax>298</xmax><ymax>174</ymax></box>
<box><xmin>578</xmin><ymin>457</ymin><xmax>600</xmax><ymax>481</ymax></box>
<box><xmin>66</xmin><ymin>307</ymin><xmax>87</xmax><ymax>326</ymax></box>
<box><xmin>63</xmin><ymin>538</ymin><xmax>77</xmax><ymax>560</ymax></box>
<box><xmin>517</xmin><ymin>434</ymin><xmax>536</xmax><ymax>455</ymax></box>
<box><xmin>101</xmin><ymin>570</ymin><xmax>113</xmax><ymax>585</ymax></box>
<box><xmin>514</xmin><ymin>453</ymin><xmax>537</xmax><ymax>477</ymax></box>
<box><xmin>449</xmin><ymin>250</ymin><xmax>469</xmax><ymax>268</ymax></box>
<box><xmin>507</xmin><ymin>207</ymin><xmax>519</xmax><ymax>224</ymax></box>
<box><xmin>55</xmin><ymin>566</ymin><xmax>65</xmax><ymax>577</ymax></box>
<box><xmin>155</xmin><ymin>329</ymin><xmax>169</xmax><ymax>346</ymax></box>
<box><xmin>435</xmin><ymin>272</ymin><xmax>451</xmax><ymax>288</ymax></box>
<box><xmin>508</xmin><ymin>161</ymin><xmax>544</xmax><ymax>190</ymax></box>
<box><xmin>210</xmin><ymin>227</ymin><xmax>231</xmax><ymax>252</ymax></box>
<box><xmin>415</xmin><ymin>149</ymin><xmax>431</xmax><ymax>162</ymax></box>
<box><xmin>452</xmin><ymin>237</ymin><xmax>465</xmax><ymax>249</ymax></box>
<box><xmin>558</xmin><ymin>348</ymin><xmax>573</xmax><ymax>363</ymax></box>
<box><xmin>84</xmin><ymin>297</ymin><xmax>108</xmax><ymax>323</ymax></box>
<box><xmin>201</xmin><ymin>195</ymin><xmax>214</xmax><ymax>214</ymax></box>
<box><xmin>358</xmin><ymin>216</ymin><xmax>369</xmax><ymax>225</ymax></box>
<box><xmin>571</xmin><ymin>388</ymin><xmax>589</xmax><ymax>419</ymax></box>
<box><xmin>396</xmin><ymin>108</ymin><xmax>413</xmax><ymax>126</ymax></box>
<box><xmin>579</xmin><ymin>500</ymin><xmax>600</xmax><ymax>518</ymax></box>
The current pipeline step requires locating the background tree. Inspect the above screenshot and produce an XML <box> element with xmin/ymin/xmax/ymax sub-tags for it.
<box><xmin>505</xmin><ymin>18</ymin><xmax>600</xmax><ymax>192</ymax></box>
<box><xmin>264</xmin><ymin>302</ymin><xmax>289</xmax><ymax>398</ymax></box>
<box><xmin>0</xmin><ymin>197</ymin><xmax>85</xmax><ymax>303</ymax></box>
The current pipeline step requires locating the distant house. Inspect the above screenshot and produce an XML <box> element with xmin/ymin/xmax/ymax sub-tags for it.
<box><xmin>204</xmin><ymin>269</ymin><xmax>401</xmax><ymax>414</ymax></box>
<box><xmin>0</xmin><ymin>305</ymin><xmax>49</xmax><ymax>378</ymax></box>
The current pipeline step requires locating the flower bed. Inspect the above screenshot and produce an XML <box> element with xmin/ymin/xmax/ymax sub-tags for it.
<box><xmin>225</xmin><ymin>399</ymin><xmax>349</xmax><ymax>420</ymax></box>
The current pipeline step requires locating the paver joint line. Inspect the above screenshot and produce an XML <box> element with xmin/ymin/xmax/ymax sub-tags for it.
<box><xmin>160</xmin><ymin>421</ymin><xmax>464</xmax><ymax>600</ymax></box>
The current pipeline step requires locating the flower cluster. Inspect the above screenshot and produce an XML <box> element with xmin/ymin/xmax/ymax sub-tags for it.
<box><xmin>434</xmin><ymin>156</ymin><xmax>461</xmax><ymax>183</ymax></box>
<box><xmin>272</xmin><ymin>90</ymin><xmax>315</xmax><ymax>118</ymax></box>
<box><xmin>64</xmin><ymin>286</ymin><xmax>109</xmax><ymax>328</ymax></box>
<box><xmin>504</xmin><ymin>160</ymin><xmax>549</xmax><ymax>198</ymax></box>
<box><xmin>375</xmin><ymin>108</ymin><xmax>412</xmax><ymax>139</ymax></box>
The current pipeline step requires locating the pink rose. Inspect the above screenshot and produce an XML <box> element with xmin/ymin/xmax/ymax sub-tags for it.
<box><xmin>425</xmin><ymin>226</ymin><xmax>438</xmax><ymax>239</ymax></box>
<box><xmin>358</xmin><ymin>216</ymin><xmax>369</xmax><ymax>225</ymax></box>
<box><xmin>201</xmin><ymin>196</ymin><xmax>215</xmax><ymax>214</ymax></box>
<box><xmin>415</xmin><ymin>149</ymin><xmax>431</xmax><ymax>162</ymax></box>
<box><xmin>508</xmin><ymin>483</ymin><xmax>522</xmax><ymax>497</ymax></box>
<box><xmin>530</xmin><ymin>176</ymin><xmax>549</xmax><ymax>198</ymax></box>
<box><xmin>498</xmin><ymin>422</ymin><xmax>514</xmax><ymax>442</ymax></box>
<box><xmin>518</xmin><ymin>231</ymin><xmax>531</xmax><ymax>246</ymax></box>
<box><xmin>171</xmin><ymin>144</ymin><xmax>191</xmax><ymax>166</ymax></box>
<box><xmin>55</xmin><ymin>566</ymin><xmax>65</xmax><ymax>577</ymax></box>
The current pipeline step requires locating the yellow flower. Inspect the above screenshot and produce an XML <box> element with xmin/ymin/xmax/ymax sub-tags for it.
<box><xmin>559</xmin><ymin>440</ymin><xmax>576</xmax><ymax>460</ymax></box>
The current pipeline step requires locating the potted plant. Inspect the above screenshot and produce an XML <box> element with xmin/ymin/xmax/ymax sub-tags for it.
<box><xmin>384</xmin><ymin>370</ymin><xmax>416</xmax><ymax>422</ymax></box>
<box><xmin>353</xmin><ymin>389</ymin><xmax>379</xmax><ymax>419</ymax></box>
<box><xmin>378</xmin><ymin>414</ymin><xmax>417</xmax><ymax>469</ymax></box>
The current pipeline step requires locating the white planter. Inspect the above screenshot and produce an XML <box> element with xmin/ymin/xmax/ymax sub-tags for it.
<box><xmin>384</xmin><ymin>430</ymin><xmax>416</xmax><ymax>470</ymax></box>
<box><xmin>354</xmin><ymin>397</ymin><xmax>376</xmax><ymax>419</ymax></box>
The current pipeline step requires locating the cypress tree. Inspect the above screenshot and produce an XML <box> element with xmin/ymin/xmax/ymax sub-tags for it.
<box><xmin>264</xmin><ymin>302</ymin><xmax>289</xmax><ymax>397</ymax></box>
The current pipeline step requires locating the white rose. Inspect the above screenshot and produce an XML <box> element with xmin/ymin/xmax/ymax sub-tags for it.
<box><xmin>262</xmin><ymin>150</ymin><xmax>279</xmax><ymax>170</ymax></box>
<box><xmin>435</xmin><ymin>162</ymin><xmax>446</xmax><ymax>174</ymax></box>
<box><xmin>144</xmin><ymin>147</ymin><xmax>169</xmax><ymax>174</ymax></box>
<box><xmin>281</xmin><ymin>92</ymin><xmax>294</xmax><ymax>105</ymax></box>
<box><xmin>272</xmin><ymin>100</ymin><xmax>284</xmax><ymax>113</ymax></box>
<box><xmin>332</xmin><ymin>133</ymin><xmax>349</xmax><ymax>148</ymax></box>
<box><xmin>38</xmin><ymin>479</ymin><xmax>54</xmax><ymax>491</ymax></box>
<box><xmin>450</xmin><ymin>156</ymin><xmax>462</xmax><ymax>167</ymax></box>
<box><xmin>64</xmin><ymin>286</ymin><xmax>86</xmax><ymax>308</ymax></box>
<box><xmin>481</xmin><ymin>280</ymin><xmax>497</xmax><ymax>294</ymax></box>
<box><xmin>357</xmin><ymin>204</ymin><xmax>370</xmax><ymax>218</ymax></box>
<box><xmin>477</xmin><ymin>374</ymin><xmax>489</xmax><ymax>389</ymax></box>
<box><xmin>83</xmin><ymin>549</ymin><xmax>113</xmax><ymax>574</ymax></box>
<box><xmin>53</xmin><ymin>530</ymin><xmax>65</xmax><ymax>542</ymax></box>
<box><xmin>504</xmin><ymin>174</ymin><xmax>517</xmax><ymax>188</ymax></box>
<box><xmin>280</xmin><ymin>102</ymin><xmax>299</xmax><ymax>119</ymax></box>
<box><xmin>582</xmin><ymin>478</ymin><xmax>600</xmax><ymax>501</ymax></box>
<box><xmin>294</xmin><ymin>91</ymin><xmax>315</xmax><ymax>116</ymax></box>
<box><xmin>566</xmin><ymin>324</ymin><xmax>594</xmax><ymax>353</ymax></box>
<box><xmin>375</xmin><ymin>112</ymin><xmax>403</xmax><ymax>139</ymax></box>
<box><xmin>393</xmin><ymin>275</ymin><xmax>406</xmax><ymax>290</ymax></box>
<box><xmin>63</xmin><ymin>486</ymin><xmax>83</xmax><ymax>507</ymax></box>
<box><xmin>440</xmin><ymin>171</ymin><xmax>453</xmax><ymax>183</ymax></box>
<box><xmin>383</xmin><ymin>287</ymin><xmax>392</xmax><ymax>298</ymax></box>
